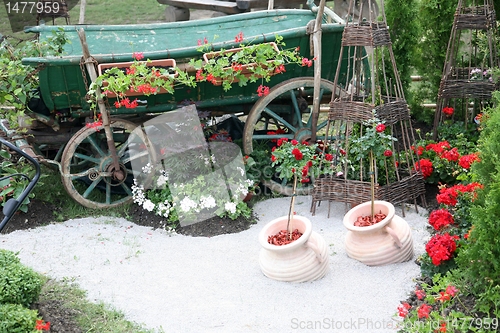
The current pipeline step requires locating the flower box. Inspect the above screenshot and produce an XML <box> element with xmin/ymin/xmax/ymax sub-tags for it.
<box><xmin>202</xmin><ymin>42</ymin><xmax>280</xmax><ymax>86</ymax></box>
<box><xmin>97</xmin><ymin>59</ymin><xmax>177</xmax><ymax>97</ymax></box>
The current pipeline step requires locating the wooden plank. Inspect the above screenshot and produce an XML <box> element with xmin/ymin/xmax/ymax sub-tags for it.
<box><xmin>236</xmin><ymin>0</ymin><xmax>305</xmax><ymax>10</ymax></box>
<box><xmin>157</xmin><ymin>0</ymin><xmax>245</xmax><ymax>14</ymax></box>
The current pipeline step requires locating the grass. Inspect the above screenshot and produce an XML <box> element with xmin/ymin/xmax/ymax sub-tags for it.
<box><xmin>38</xmin><ymin>279</ymin><xmax>158</xmax><ymax>333</ymax></box>
<box><xmin>1</xmin><ymin>0</ymin><xmax>167</xmax><ymax>40</ymax></box>
<box><xmin>32</xmin><ymin>165</ymin><xmax>133</xmax><ymax>222</ymax></box>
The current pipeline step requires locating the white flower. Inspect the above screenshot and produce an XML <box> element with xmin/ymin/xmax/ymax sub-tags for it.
<box><xmin>143</xmin><ymin>199</ymin><xmax>155</xmax><ymax>212</ymax></box>
<box><xmin>237</xmin><ymin>166</ymin><xmax>245</xmax><ymax>177</ymax></box>
<box><xmin>180</xmin><ymin>197</ymin><xmax>197</xmax><ymax>212</ymax></box>
<box><xmin>224</xmin><ymin>202</ymin><xmax>237</xmax><ymax>214</ymax></box>
<box><xmin>132</xmin><ymin>180</ymin><xmax>145</xmax><ymax>205</ymax></box>
<box><xmin>156</xmin><ymin>175</ymin><xmax>167</xmax><ymax>187</ymax></box>
<box><xmin>200</xmin><ymin>196</ymin><xmax>216</xmax><ymax>209</ymax></box>
<box><xmin>156</xmin><ymin>202</ymin><xmax>171</xmax><ymax>218</ymax></box>
<box><xmin>142</xmin><ymin>163</ymin><xmax>153</xmax><ymax>174</ymax></box>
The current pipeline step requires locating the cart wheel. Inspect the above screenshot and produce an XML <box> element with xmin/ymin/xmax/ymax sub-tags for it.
<box><xmin>60</xmin><ymin>119</ymin><xmax>155</xmax><ymax>209</ymax></box>
<box><xmin>243</xmin><ymin>77</ymin><xmax>340</xmax><ymax>196</ymax></box>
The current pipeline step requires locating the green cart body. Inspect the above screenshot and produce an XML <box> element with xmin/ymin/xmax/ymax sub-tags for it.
<box><xmin>22</xmin><ymin>8</ymin><xmax>349</xmax><ymax>119</ymax></box>
<box><xmin>16</xmin><ymin>5</ymin><xmax>366</xmax><ymax>208</ymax></box>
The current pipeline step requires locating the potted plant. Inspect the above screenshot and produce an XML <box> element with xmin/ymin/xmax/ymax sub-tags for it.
<box><xmin>256</xmin><ymin>139</ymin><xmax>334</xmax><ymax>282</ymax></box>
<box><xmin>86</xmin><ymin>32</ymin><xmax>310</xmax><ymax>117</ymax></box>
<box><xmin>339</xmin><ymin>114</ymin><xmax>414</xmax><ymax>266</ymax></box>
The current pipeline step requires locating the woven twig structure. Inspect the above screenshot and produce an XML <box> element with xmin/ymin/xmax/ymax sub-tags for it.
<box><xmin>311</xmin><ymin>0</ymin><xmax>425</xmax><ymax>216</ymax></box>
<box><xmin>432</xmin><ymin>0</ymin><xmax>498</xmax><ymax>140</ymax></box>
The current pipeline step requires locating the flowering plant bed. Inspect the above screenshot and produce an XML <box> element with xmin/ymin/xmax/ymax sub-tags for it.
<box><xmin>96</xmin><ymin>58</ymin><xmax>177</xmax><ymax>98</ymax></box>
<box><xmin>201</xmin><ymin>41</ymin><xmax>282</xmax><ymax>87</ymax></box>
<box><xmin>87</xmin><ymin>33</ymin><xmax>311</xmax><ymax>113</ymax></box>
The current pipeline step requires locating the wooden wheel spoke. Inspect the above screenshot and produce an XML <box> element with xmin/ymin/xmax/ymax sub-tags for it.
<box><xmin>86</xmin><ymin>134</ymin><xmax>107</xmax><ymax>157</ymax></box>
<box><xmin>289</xmin><ymin>90</ymin><xmax>304</xmax><ymax>129</ymax></box>
<box><xmin>82</xmin><ymin>176</ymin><xmax>102</xmax><ymax>198</ymax></box>
<box><xmin>73</xmin><ymin>152</ymin><xmax>101</xmax><ymax>164</ymax></box>
<box><xmin>262</xmin><ymin>107</ymin><xmax>296</xmax><ymax>133</ymax></box>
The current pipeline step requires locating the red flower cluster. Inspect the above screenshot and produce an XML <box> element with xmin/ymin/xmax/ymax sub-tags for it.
<box><xmin>436</xmin><ymin>182</ymin><xmax>483</xmax><ymax>206</ymax></box>
<box><xmin>85</xmin><ymin>113</ymin><xmax>103</xmax><ymax>130</ymax></box>
<box><xmin>458</xmin><ymin>153</ymin><xmax>480</xmax><ymax>169</ymax></box>
<box><xmin>301</xmin><ymin>160</ymin><xmax>313</xmax><ymax>183</ymax></box>
<box><xmin>411</xmin><ymin>145</ymin><xmax>424</xmax><ymax>156</ymax></box>
<box><xmin>133</xmin><ymin>52</ymin><xmax>144</xmax><ymax>61</ymax></box>
<box><xmin>375</xmin><ymin>123</ymin><xmax>386</xmax><ymax>132</ymax></box>
<box><xmin>267</xmin><ymin>129</ymin><xmax>287</xmax><ymax>143</ymax></box>
<box><xmin>425</xmin><ymin>232</ymin><xmax>460</xmax><ymax>266</ymax></box>
<box><xmin>35</xmin><ymin>319</ymin><xmax>50</xmax><ymax>331</ymax></box>
<box><xmin>235</xmin><ymin>32</ymin><xmax>244</xmax><ymax>43</ymax></box>
<box><xmin>135</xmin><ymin>83</ymin><xmax>158</xmax><ymax>95</ymax></box>
<box><xmin>415</xmin><ymin>287</ymin><xmax>426</xmax><ymax>300</ymax></box>
<box><xmin>257</xmin><ymin>84</ymin><xmax>270</xmax><ymax>97</ymax></box>
<box><xmin>441</xmin><ymin>147</ymin><xmax>460</xmax><ymax>162</ymax></box>
<box><xmin>274</xmin><ymin>64</ymin><xmax>286</xmax><ymax>74</ymax></box>
<box><xmin>426</xmin><ymin>140</ymin><xmax>451</xmax><ymax>156</ymax></box>
<box><xmin>292</xmin><ymin>147</ymin><xmax>303</xmax><ymax>160</ymax></box>
<box><xmin>383</xmin><ymin>149</ymin><xmax>393</xmax><ymax>157</ymax></box>
<box><xmin>428</xmin><ymin>208</ymin><xmax>454</xmax><ymax>230</ymax></box>
<box><xmin>442</xmin><ymin>106</ymin><xmax>454</xmax><ymax>116</ymax></box>
<box><xmin>197</xmin><ymin>37</ymin><xmax>209</xmax><ymax>45</ymax></box>
<box><xmin>301</xmin><ymin>57</ymin><xmax>313</xmax><ymax>67</ymax></box>
<box><xmin>417</xmin><ymin>303</ymin><xmax>432</xmax><ymax>319</ymax></box>
<box><xmin>397</xmin><ymin>302</ymin><xmax>411</xmax><ymax>317</ymax></box>
<box><xmin>114</xmin><ymin>97</ymin><xmax>138</xmax><ymax>109</ymax></box>
<box><xmin>414</xmin><ymin>158</ymin><xmax>434</xmax><ymax>179</ymax></box>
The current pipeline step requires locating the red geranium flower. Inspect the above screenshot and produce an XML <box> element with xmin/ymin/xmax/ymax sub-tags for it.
<box><xmin>425</xmin><ymin>233</ymin><xmax>460</xmax><ymax>266</ymax></box>
<box><xmin>292</xmin><ymin>148</ymin><xmax>303</xmax><ymax>160</ymax></box>
<box><xmin>397</xmin><ymin>302</ymin><xmax>411</xmax><ymax>317</ymax></box>
<box><xmin>383</xmin><ymin>149</ymin><xmax>393</xmax><ymax>157</ymax></box>
<box><xmin>415</xmin><ymin>288</ymin><xmax>426</xmax><ymax>300</ymax></box>
<box><xmin>458</xmin><ymin>153</ymin><xmax>480</xmax><ymax>169</ymax></box>
<box><xmin>375</xmin><ymin>123</ymin><xmax>386</xmax><ymax>132</ymax></box>
<box><xmin>414</xmin><ymin>159</ymin><xmax>433</xmax><ymax>179</ymax></box>
<box><xmin>417</xmin><ymin>303</ymin><xmax>432</xmax><ymax>319</ymax></box>
<box><xmin>428</xmin><ymin>208</ymin><xmax>454</xmax><ymax>230</ymax></box>
<box><xmin>441</xmin><ymin>147</ymin><xmax>460</xmax><ymax>162</ymax></box>
<box><xmin>442</xmin><ymin>106</ymin><xmax>454</xmax><ymax>116</ymax></box>
<box><xmin>257</xmin><ymin>85</ymin><xmax>270</xmax><ymax>97</ymax></box>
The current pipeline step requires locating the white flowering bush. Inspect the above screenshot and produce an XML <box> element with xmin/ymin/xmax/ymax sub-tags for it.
<box><xmin>132</xmin><ymin>163</ymin><xmax>253</xmax><ymax>228</ymax></box>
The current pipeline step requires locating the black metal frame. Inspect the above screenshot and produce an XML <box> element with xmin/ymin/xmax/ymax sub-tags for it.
<box><xmin>0</xmin><ymin>138</ymin><xmax>41</xmax><ymax>233</ymax></box>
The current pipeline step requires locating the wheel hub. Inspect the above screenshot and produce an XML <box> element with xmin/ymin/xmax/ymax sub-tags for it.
<box><xmin>294</xmin><ymin>128</ymin><xmax>312</xmax><ymax>143</ymax></box>
<box><xmin>99</xmin><ymin>156</ymin><xmax>127</xmax><ymax>185</ymax></box>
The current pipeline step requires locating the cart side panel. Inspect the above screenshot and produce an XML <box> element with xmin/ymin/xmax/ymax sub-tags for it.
<box><xmin>38</xmin><ymin>66</ymin><xmax>88</xmax><ymax>112</ymax></box>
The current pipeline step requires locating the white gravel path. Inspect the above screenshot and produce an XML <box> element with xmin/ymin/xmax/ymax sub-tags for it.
<box><xmin>0</xmin><ymin>196</ymin><xmax>430</xmax><ymax>333</ymax></box>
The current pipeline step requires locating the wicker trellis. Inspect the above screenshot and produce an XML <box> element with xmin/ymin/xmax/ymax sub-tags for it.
<box><xmin>432</xmin><ymin>0</ymin><xmax>498</xmax><ymax>140</ymax></box>
<box><xmin>310</xmin><ymin>0</ymin><xmax>425</xmax><ymax>216</ymax></box>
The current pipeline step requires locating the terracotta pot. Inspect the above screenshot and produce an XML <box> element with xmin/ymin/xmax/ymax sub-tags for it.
<box><xmin>343</xmin><ymin>200</ymin><xmax>413</xmax><ymax>266</ymax></box>
<box><xmin>259</xmin><ymin>215</ymin><xmax>329</xmax><ymax>282</ymax></box>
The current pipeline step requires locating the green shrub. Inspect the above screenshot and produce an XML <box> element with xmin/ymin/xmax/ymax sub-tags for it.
<box><xmin>0</xmin><ymin>303</ymin><xmax>38</xmax><ymax>333</ymax></box>
<box><xmin>456</xmin><ymin>92</ymin><xmax>500</xmax><ymax>314</ymax></box>
<box><xmin>0</xmin><ymin>249</ymin><xmax>20</xmax><ymax>266</ymax></box>
<box><xmin>0</xmin><ymin>261</ymin><xmax>44</xmax><ymax>307</ymax></box>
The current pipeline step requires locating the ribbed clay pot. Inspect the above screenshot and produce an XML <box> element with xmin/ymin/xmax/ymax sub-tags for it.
<box><xmin>259</xmin><ymin>215</ymin><xmax>329</xmax><ymax>282</ymax></box>
<box><xmin>343</xmin><ymin>200</ymin><xmax>413</xmax><ymax>266</ymax></box>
